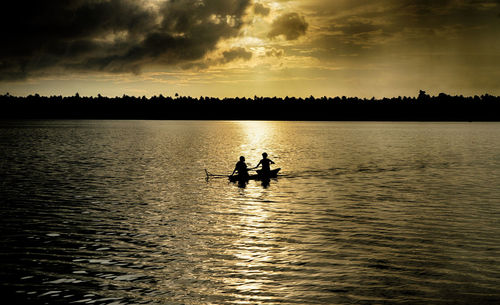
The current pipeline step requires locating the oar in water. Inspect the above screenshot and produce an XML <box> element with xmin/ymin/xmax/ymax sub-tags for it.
<box><xmin>205</xmin><ymin>169</ymin><xmax>229</xmax><ymax>179</ymax></box>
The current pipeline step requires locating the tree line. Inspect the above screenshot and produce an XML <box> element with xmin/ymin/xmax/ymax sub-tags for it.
<box><xmin>1</xmin><ymin>90</ymin><xmax>499</xmax><ymax>120</ymax></box>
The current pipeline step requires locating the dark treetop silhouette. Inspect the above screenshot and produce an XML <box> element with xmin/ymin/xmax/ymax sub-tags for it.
<box><xmin>1</xmin><ymin>91</ymin><xmax>499</xmax><ymax>120</ymax></box>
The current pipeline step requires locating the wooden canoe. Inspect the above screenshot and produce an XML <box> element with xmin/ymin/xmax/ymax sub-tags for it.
<box><xmin>229</xmin><ymin>168</ymin><xmax>281</xmax><ymax>182</ymax></box>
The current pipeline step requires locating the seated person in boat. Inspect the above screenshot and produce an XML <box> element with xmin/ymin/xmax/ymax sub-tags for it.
<box><xmin>231</xmin><ymin>156</ymin><xmax>249</xmax><ymax>179</ymax></box>
<box><xmin>254</xmin><ymin>152</ymin><xmax>275</xmax><ymax>175</ymax></box>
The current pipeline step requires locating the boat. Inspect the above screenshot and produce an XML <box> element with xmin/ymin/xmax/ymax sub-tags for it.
<box><xmin>228</xmin><ymin>168</ymin><xmax>281</xmax><ymax>182</ymax></box>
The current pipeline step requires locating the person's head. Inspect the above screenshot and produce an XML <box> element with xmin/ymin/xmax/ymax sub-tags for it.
<box><xmin>240</xmin><ymin>156</ymin><xmax>245</xmax><ymax>161</ymax></box>
<box><xmin>262</xmin><ymin>152</ymin><xmax>268</xmax><ymax>158</ymax></box>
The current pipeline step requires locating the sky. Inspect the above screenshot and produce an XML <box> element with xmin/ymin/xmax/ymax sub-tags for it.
<box><xmin>1</xmin><ymin>0</ymin><xmax>499</xmax><ymax>98</ymax></box>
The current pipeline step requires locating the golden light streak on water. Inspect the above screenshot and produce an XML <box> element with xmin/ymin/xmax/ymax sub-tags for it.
<box><xmin>235</xmin><ymin>121</ymin><xmax>279</xmax><ymax>167</ymax></box>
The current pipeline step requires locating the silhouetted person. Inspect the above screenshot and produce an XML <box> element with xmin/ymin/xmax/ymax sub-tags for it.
<box><xmin>231</xmin><ymin>156</ymin><xmax>249</xmax><ymax>180</ymax></box>
<box><xmin>254</xmin><ymin>152</ymin><xmax>275</xmax><ymax>175</ymax></box>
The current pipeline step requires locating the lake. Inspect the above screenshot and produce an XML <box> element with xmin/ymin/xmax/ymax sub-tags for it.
<box><xmin>1</xmin><ymin>121</ymin><xmax>499</xmax><ymax>304</ymax></box>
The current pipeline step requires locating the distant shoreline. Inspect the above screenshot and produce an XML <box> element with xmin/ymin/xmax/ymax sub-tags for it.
<box><xmin>1</xmin><ymin>91</ymin><xmax>499</xmax><ymax>121</ymax></box>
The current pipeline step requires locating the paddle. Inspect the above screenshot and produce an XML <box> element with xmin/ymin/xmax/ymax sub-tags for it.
<box><xmin>205</xmin><ymin>169</ymin><xmax>230</xmax><ymax>179</ymax></box>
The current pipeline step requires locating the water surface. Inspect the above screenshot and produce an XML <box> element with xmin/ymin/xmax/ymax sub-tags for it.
<box><xmin>1</xmin><ymin>121</ymin><xmax>499</xmax><ymax>304</ymax></box>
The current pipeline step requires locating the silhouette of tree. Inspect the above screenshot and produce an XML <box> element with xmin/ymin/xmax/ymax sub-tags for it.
<box><xmin>418</xmin><ymin>90</ymin><xmax>430</xmax><ymax>101</ymax></box>
<box><xmin>0</xmin><ymin>90</ymin><xmax>499</xmax><ymax>120</ymax></box>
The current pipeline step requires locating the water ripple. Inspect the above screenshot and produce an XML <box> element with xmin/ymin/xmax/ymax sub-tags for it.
<box><xmin>1</xmin><ymin>121</ymin><xmax>500</xmax><ymax>304</ymax></box>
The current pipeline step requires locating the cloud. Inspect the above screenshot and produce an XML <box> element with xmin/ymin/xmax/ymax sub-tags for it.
<box><xmin>221</xmin><ymin>47</ymin><xmax>253</xmax><ymax>63</ymax></box>
<box><xmin>181</xmin><ymin>47</ymin><xmax>253</xmax><ymax>70</ymax></box>
<box><xmin>0</xmin><ymin>0</ymin><xmax>251</xmax><ymax>80</ymax></box>
<box><xmin>254</xmin><ymin>3</ymin><xmax>270</xmax><ymax>16</ymax></box>
<box><xmin>268</xmin><ymin>13</ymin><xmax>308</xmax><ymax>40</ymax></box>
<box><xmin>266</xmin><ymin>48</ymin><xmax>284</xmax><ymax>58</ymax></box>
<box><xmin>332</xmin><ymin>19</ymin><xmax>382</xmax><ymax>36</ymax></box>
<box><xmin>306</xmin><ymin>0</ymin><xmax>500</xmax><ymax>61</ymax></box>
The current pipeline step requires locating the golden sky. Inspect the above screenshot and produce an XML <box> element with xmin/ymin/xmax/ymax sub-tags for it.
<box><xmin>1</xmin><ymin>0</ymin><xmax>499</xmax><ymax>97</ymax></box>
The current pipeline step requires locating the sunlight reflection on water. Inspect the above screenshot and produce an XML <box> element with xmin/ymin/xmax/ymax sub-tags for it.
<box><xmin>1</xmin><ymin>121</ymin><xmax>500</xmax><ymax>304</ymax></box>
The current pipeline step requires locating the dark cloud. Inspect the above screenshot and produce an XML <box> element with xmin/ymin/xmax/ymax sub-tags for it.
<box><xmin>0</xmin><ymin>0</ymin><xmax>251</xmax><ymax>80</ymax></box>
<box><xmin>310</xmin><ymin>0</ymin><xmax>500</xmax><ymax>61</ymax></box>
<box><xmin>254</xmin><ymin>3</ymin><xmax>270</xmax><ymax>16</ymax></box>
<box><xmin>221</xmin><ymin>47</ymin><xmax>253</xmax><ymax>63</ymax></box>
<box><xmin>266</xmin><ymin>48</ymin><xmax>284</xmax><ymax>58</ymax></box>
<box><xmin>181</xmin><ymin>47</ymin><xmax>252</xmax><ymax>70</ymax></box>
<box><xmin>268</xmin><ymin>13</ymin><xmax>308</xmax><ymax>40</ymax></box>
